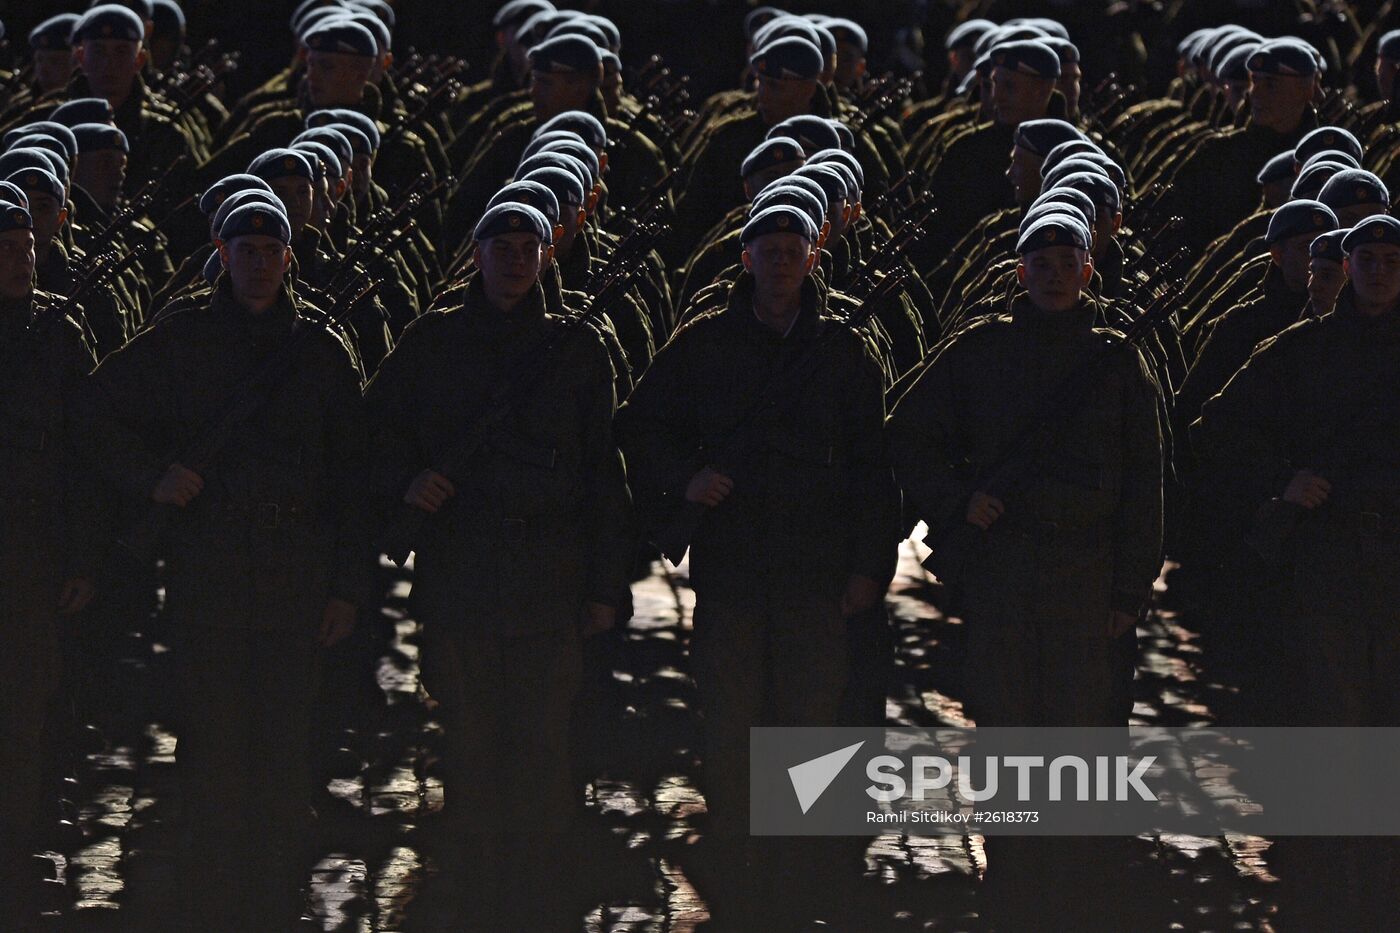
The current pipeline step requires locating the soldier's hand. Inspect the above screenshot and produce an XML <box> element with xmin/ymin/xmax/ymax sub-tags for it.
<box><xmin>57</xmin><ymin>577</ymin><xmax>96</xmax><ymax>615</ymax></box>
<box><xmin>153</xmin><ymin>463</ymin><xmax>204</xmax><ymax>506</ymax></box>
<box><xmin>1282</xmin><ymin>469</ymin><xmax>1331</xmax><ymax>509</ymax></box>
<box><xmin>318</xmin><ymin>597</ymin><xmax>358</xmax><ymax>647</ymax></box>
<box><xmin>840</xmin><ymin>574</ymin><xmax>885</xmax><ymax>617</ymax></box>
<box><xmin>686</xmin><ymin>467</ymin><xmax>734</xmax><ymax>507</ymax></box>
<box><xmin>578</xmin><ymin>600</ymin><xmax>616</xmax><ymax>638</ymax></box>
<box><xmin>966</xmin><ymin>492</ymin><xmax>1005</xmax><ymax>530</ymax></box>
<box><xmin>1107</xmin><ymin>610</ymin><xmax>1137</xmax><ymax>638</ymax></box>
<box><xmin>404</xmin><ymin>469</ymin><xmax>455</xmax><ymax>512</ymax></box>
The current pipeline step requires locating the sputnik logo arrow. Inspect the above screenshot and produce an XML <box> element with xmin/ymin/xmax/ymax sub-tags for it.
<box><xmin>788</xmin><ymin>741</ymin><xmax>865</xmax><ymax>814</ymax></box>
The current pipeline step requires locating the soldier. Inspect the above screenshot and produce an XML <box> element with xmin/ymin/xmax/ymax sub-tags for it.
<box><xmin>26</xmin><ymin>15</ymin><xmax>81</xmax><ymax>99</ymax></box>
<box><xmin>616</xmin><ymin>203</ymin><xmax>900</xmax><ymax>928</ymax></box>
<box><xmin>364</xmin><ymin>202</ymin><xmax>632</xmax><ymax>930</ymax></box>
<box><xmin>79</xmin><ymin>201</ymin><xmax>374</xmax><ymax>927</ymax></box>
<box><xmin>0</xmin><ymin>203</ymin><xmax>99</xmax><ymax>928</ymax></box>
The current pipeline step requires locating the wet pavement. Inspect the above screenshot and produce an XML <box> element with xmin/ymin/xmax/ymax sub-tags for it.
<box><xmin>39</xmin><ymin>539</ymin><xmax>1288</xmax><ymax>931</ymax></box>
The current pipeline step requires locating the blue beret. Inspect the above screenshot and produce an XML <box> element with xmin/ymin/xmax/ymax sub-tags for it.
<box><xmin>1040</xmin><ymin>37</ymin><xmax>1080</xmax><ymax>66</ymax></box>
<box><xmin>218</xmin><ymin>203</ymin><xmax>292</xmax><ymax>244</ymax></box>
<box><xmin>988</xmin><ymin>39</ymin><xmax>1062</xmax><ymax>79</ymax></box>
<box><xmin>825</xmin><ymin>18</ymin><xmax>867</xmax><ymax>53</ymax></box>
<box><xmin>297</xmin><ymin>6</ymin><xmax>349</xmax><ymax>37</ymax></box>
<box><xmin>292</xmin><ymin>127</ymin><xmax>353</xmax><ymax>167</ymax></box>
<box><xmin>348</xmin><ymin>0</ymin><xmax>394</xmax><ymax>29</ymax></box>
<box><xmin>30</xmin><ymin>14</ymin><xmax>79</xmax><ymax>50</ymax></box>
<box><xmin>1318</xmin><ymin>169</ymin><xmax>1390</xmax><ymax>212</ymax></box>
<box><xmin>751</xmin><ymin>184</ymin><xmax>825</xmax><ymax>232</ymax></box>
<box><xmin>742</xmin><ymin>204</ymin><xmax>819</xmax><ymax>244</ymax></box>
<box><xmin>516</xmin><ymin>151</ymin><xmax>589</xmax><ymax>192</ymax></box>
<box><xmin>307</xmin><ymin>109</ymin><xmax>380</xmax><ymax>149</ymax></box>
<box><xmin>808</xmin><ymin>22</ymin><xmax>838</xmax><ymax>61</ymax></box>
<box><xmin>535</xmin><ymin>138</ymin><xmax>599</xmax><ymax>185</ymax></box>
<box><xmin>767</xmin><ymin>115</ymin><xmax>842</xmax><ymax>155</ymax></box>
<box><xmin>334</xmin><ymin>12</ymin><xmax>391</xmax><ymax>53</ymax></box>
<box><xmin>212</xmin><ymin>189</ymin><xmax>282</xmax><ymax>233</ymax></box>
<box><xmin>1310</xmin><ymin>228</ymin><xmax>1348</xmax><ymax>262</ymax></box>
<box><xmin>744</xmin><ymin>6</ymin><xmax>784</xmax><ymax>39</ymax></box>
<box><xmin>1266</xmin><ymin>199</ymin><xmax>1337</xmax><ymax>244</ymax></box>
<box><xmin>791</xmin><ymin>163</ymin><xmax>848</xmax><ymax>203</ymax></box>
<box><xmin>200</xmin><ymin>174</ymin><xmax>274</xmax><ymax>218</ymax></box>
<box><xmin>473</xmin><ymin>202</ymin><xmax>551</xmax><ymax>242</ymax></box>
<box><xmin>73</xmin><ymin>5</ymin><xmax>144</xmax><ymax>43</ymax></box>
<box><xmin>1216</xmin><ymin>43</ymin><xmax>1259</xmax><ymax>82</ymax></box>
<box><xmin>7</xmin><ymin>167</ymin><xmax>64</xmax><ymax>202</ymax></box>
<box><xmin>977</xmin><ymin>26</ymin><xmax>1049</xmax><ymax>60</ymax></box>
<box><xmin>536</xmin><ymin>111</ymin><xmax>607</xmax><ymax>150</ymax></box>
<box><xmin>753</xmin><ymin>17</ymin><xmax>824</xmax><ymax>54</ymax></box>
<box><xmin>303</xmin><ymin>18</ymin><xmax>377</xmax><ymax>56</ymax></box>
<box><xmin>1291</xmin><ymin>160</ymin><xmax>1351</xmax><ymax>199</ymax></box>
<box><xmin>806</xmin><ymin>148</ymin><xmax>863</xmax><ymax>189</ymax></box>
<box><xmin>495</xmin><ymin>0</ymin><xmax>555</xmax><ymax>31</ymax></box>
<box><xmin>1030</xmin><ymin>186</ymin><xmax>1097</xmax><ymax>224</ymax></box>
<box><xmin>761</xmin><ymin>175</ymin><xmax>827</xmax><ymax>222</ymax></box>
<box><xmin>1208</xmin><ymin>31</ymin><xmax>1262</xmax><ymax>76</ymax></box>
<box><xmin>946</xmin><ymin>19</ymin><xmax>997</xmax><ymax>51</ymax></box>
<box><xmin>0</xmin><ymin>203</ymin><xmax>34</xmax><ymax>236</ymax></box>
<box><xmin>750</xmin><ymin>36</ymin><xmax>824</xmax><ymax>81</ymax></box>
<box><xmin>518</xmin><ymin>10</ymin><xmax>571</xmax><ymax>48</ymax></box>
<box><xmin>1342</xmin><ymin>215</ymin><xmax>1400</xmax><ymax>253</ymax></box>
<box><xmin>1301</xmin><ymin>150</ymin><xmax>1359</xmax><ymax>173</ymax></box>
<box><xmin>89</xmin><ymin>0</ymin><xmax>153</xmax><ymax>17</ymax></box>
<box><xmin>1381</xmin><ymin>29</ymin><xmax>1400</xmax><ymax>60</ymax></box>
<box><xmin>1295</xmin><ymin>126</ymin><xmax>1363</xmax><ymax>166</ymax></box>
<box><xmin>521</xmin><ymin>166</ymin><xmax>586</xmax><ymax>210</ymax></box>
<box><xmin>1040</xmin><ymin>139</ymin><xmax>1105</xmax><ymax>177</ymax></box>
<box><xmin>1005</xmin><ymin>17</ymin><xmax>1069</xmax><ymax>39</ymax></box>
<box><xmin>151</xmin><ymin>0</ymin><xmax>185</xmax><ymax>35</ymax></box>
<box><xmin>1247</xmin><ymin>38</ymin><xmax>1321</xmax><ymax>77</ymax></box>
<box><xmin>4</xmin><ymin>123</ymin><xmax>77</xmax><ymax>161</ymax></box>
<box><xmin>202</xmin><ymin>249</ymin><xmax>223</xmax><ymax>284</ymax></box>
<box><xmin>50</xmin><ymin>98</ymin><xmax>114</xmax><ymax>128</ymax></box>
<box><xmin>742</xmin><ymin>136</ymin><xmax>805</xmax><ymax>179</ymax></box>
<box><xmin>601</xmin><ymin>49</ymin><xmax>621</xmax><ymax>73</ymax></box>
<box><xmin>828</xmin><ymin>119</ymin><xmax>855</xmax><ymax>152</ymax></box>
<box><xmin>580</xmin><ymin>14</ymin><xmax>620</xmax><ymax>52</ymax></box>
<box><xmin>292</xmin><ymin>141</ymin><xmax>340</xmax><ymax>181</ymax></box>
<box><xmin>488</xmin><ymin>180</ymin><xmax>560</xmax><ymax>227</ymax></box>
<box><xmin>1256</xmin><ymin>150</ymin><xmax>1297</xmax><ymax>186</ymax></box>
<box><xmin>72</xmin><ymin>123</ymin><xmax>129</xmax><ymax>154</ymax></box>
<box><xmin>816</xmin><ymin>160</ymin><xmax>858</xmax><ymax>204</ymax></box>
<box><xmin>323</xmin><ymin>123</ymin><xmax>371</xmax><ymax>158</ymax></box>
<box><xmin>247</xmin><ymin>148</ymin><xmax>316</xmax><ymax>183</ymax></box>
<box><xmin>546</xmin><ymin>18</ymin><xmax>610</xmax><ymax>52</ymax></box>
<box><xmin>1045</xmin><ymin>154</ymin><xmax>1125</xmax><ymax>194</ymax></box>
<box><xmin>1019</xmin><ymin>202</ymin><xmax>1091</xmax><ymax>236</ymax></box>
<box><xmin>0</xmin><ymin>149</ymin><xmax>67</xmax><ymax>186</ymax></box>
<box><xmin>0</xmin><ymin>184</ymin><xmax>29</xmax><ymax>210</ymax></box>
<box><xmin>1013</xmin><ymin>118</ymin><xmax>1085</xmax><ymax>158</ymax></box>
<box><xmin>528</xmin><ymin>34</ymin><xmax>602</xmax><ymax>74</ymax></box>
<box><xmin>1016</xmin><ymin>215</ymin><xmax>1091</xmax><ymax>254</ymax></box>
<box><xmin>8</xmin><ymin>134</ymin><xmax>68</xmax><ymax>163</ymax></box>
<box><xmin>1177</xmin><ymin>28</ymin><xmax>1214</xmax><ymax>58</ymax></box>
<box><xmin>1050</xmin><ymin>170</ymin><xmax>1122</xmax><ymax>215</ymax></box>
<box><xmin>521</xmin><ymin>129</ymin><xmax>588</xmax><ymax>164</ymax></box>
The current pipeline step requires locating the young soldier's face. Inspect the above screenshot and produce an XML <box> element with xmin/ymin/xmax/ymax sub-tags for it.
<box><xmin>755</xmin><ymin>75</ymin><xmax>817</xmax><ymax>127</ymax></box>
<box><xmin>1270</xmin><ymin>234</ymin><xmax>1314</xmax><ymax>292</ymax></box>
<box><xmin>73</xmin><ymin>149</ymin><xmax>127</xmax><ymax>209</ymax></box>
<box><xmin>1308</xmin><ymin>257</ymin><xmax>1346</xmax><ymax>312</ymax></box>
<box><xmin>1006</xmin><ymin>144</ymin><xmax>1043</xmax><ymax>206</ymax></box>
<box><xmin>77</xmin><ymin>39</ymin><xmax>146</xmax><ymax>102</ymax></box>
<box><xmin>990</xmin><ymin>66</ymin><xmax>1054</xmax><ymax>127</ymax></box>
<box><xmin>269</xmin><ymin>176</ymin><xmax>315</xmax><ymax>237</ymax></box>
<box><xmin>1345</xmin><ymin>243</ymin><xmax>1400</xmax><ymax>307</ymax></box>
<box><xmin>22</xmin><ymin>190</ymin><xmax>67</xmax><ymax>247</ymax></box>
<box><xmin>306</xmin><ymin>50</ymin><xmax>374</xmax><ymax>108</ymax></box>
<box><xmin>742</xmin><ymin>231</ymin><xmax>814</xmax><ymax>291</ymax></box>
<box><xmin>476</xmin><ymin>232</ymin><xmax>549</xmax><ymax>300</ymax></box>
<box><xmin>33</xmin><ymin>50</ymin><xmax>76</xmax><ymax>93</ymax></box>
<box><xmin>1249</xmin><ymin>72</ymin><xmax>1315</xmax><ymax>131</ymax></box>
<box><xmin>220</xmin><ymin>234</ymin><xmax>291</xmax><ymax>302</ymax></box>
<box><xmin>0</xmin><ymin>229</ymin><xmax>36</xmax><ymax>301</ymax></box>
<box><xmin>530</xmin><ymin>69</ymin><xmax>599</xmax><ymax>122</ymax></box>
<box><xmin>1018</xmin><ymin>244</ymin><xmax>1091</xmax><ymax>312</ymax></box>
<box><xmin>1057</xmin><ymin>63</ymin><xmax>1082</xmax><ymax>115</ymax></box>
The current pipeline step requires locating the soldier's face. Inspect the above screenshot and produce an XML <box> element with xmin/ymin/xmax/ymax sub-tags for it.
<box><xmin>755</xmin><ymin>76</ymin><xmax>818</xmax><ymax>127</ymax></box>
<box><xmin>220</xmin><ymin>234</ymin><xmax>291</xmax><ymax>304</ymax></box>
<box><xmin>73</xmin><ymin>149</ymin><xmax>127</xmax><ymax>210</ymax></box>
<box><xmin>33</xmin><ymin>50</ymin><xmax>75</xmax><ymax>93</ymax></box>
<box><xmin>76</xmin><ymin>39</ymin><xmax>146</xmax><ymax>102</ymax></box>
<box><xmin>530</xmin><ymin>69</ymin><xmax>599</xmax><ymax>123</ymax></box>
<box><xmin>1345</xmin><ymin>242</ymin><xmax>1400</xmax><ymax>307</ymax></box>
<box><xmin>1056</xmin><ymin>63</ymin><xmax>1081</xmax><ymax>116</ymax></box>
<box><xmin>306</xmin><ymin>51</ymin><xmax>374</xmax><ymax>108</ymax></box>
<box><xmin>990</xmin><ymin>67</ymin><xmax>1054</xmax><ymax>127</ymax></box>
<box><xmin>1376</xmin><ymin>56</ymin><xmax>1399</xmax><ymax>100</ymax></box>
<box><xmin>476</xmin><ymin>232</ymin><xmax>548</xmax><ymax>302</ymax></box>
<box><xmin>948</xmin><ymin>49</ymin><xmax>974</xmax><ymax>83</ymax></box>
<box><xmin>742</xmin><ymin>231</ymin><xmax>815</xmax><ymax>292</ymax></box>
<box><xmin>834</xmin><ymin>41</ymin><xmax>865</xmax><ymax>90</ymax></box>
<box><xmin>269</xmin><ymin>176</ymin><xmax>315</xmax><ymax>237</ymax></box>
<box><xmin>0</xmin><ymin>229</ymin><xmax>36</xmax><ymax>301</ymax></box>
<box><xmin>744</xmin><ymin>159</ymin><xmax>804</xmax><ymax>199</ymax></box>
<box><xmin>1018</xmin><ymin>245</ymin><xmax>1091</xmax><ymax>312</ymax></box>
<box><xmin>1308</xmin><ymin>257</ymin><xmax>1346</xmax><ymax>312</ymax></box>
<box><xmin>1249</xmin><ymin>72</ymin><xmax>1315</xmax><ymax>132</ymax></box>
<box><xmin>22</xmin><ymin>191</ymin><xmax>67</xmax><ymax>247</ymax></box>
<box><xmin>601</xmin><ymin>66</ymin><xmax>623</xmax><ymax>113</ymax></box>
<box><xmin>1335</xmin><ymin>202</ymin><xmax>1388</xmax><ymax>227</ymax></box>
<box><xmin>1006</xmin><ymin>144</ymin><xmax>1042</xmax><ymax>206</ymax></box>
<box><xmin>1270</xmin><ymin>234</ymin><xmax>1314</xmax><ymax>293</ymax></box>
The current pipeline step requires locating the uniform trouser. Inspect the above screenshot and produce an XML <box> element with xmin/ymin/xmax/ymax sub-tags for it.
<box><xmin>689</xmin><ymin>591</ymin><xmax>849</xmax><ymax>839</ymax></box>
<box><xmin>0</xmin><ymin>608</ymin><xmax>60</xmax><ymax>905</ymax></box>
<box><xmin>173</xmin><ymin>626</ymin><xmax>319</xmax><ymax>878</ymax></box>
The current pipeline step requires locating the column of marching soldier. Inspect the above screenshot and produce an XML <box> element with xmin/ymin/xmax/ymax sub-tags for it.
<box><xmin>0</xmin><ymin>1</ymin><xmax>1399</xmax><ymax>930</ymax></box>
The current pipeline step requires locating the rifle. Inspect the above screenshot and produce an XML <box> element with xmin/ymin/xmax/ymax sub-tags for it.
<box><xmin>116</xmin><ymin>278</ymin><xmax>382</xmax><ymax>563</ymax></box>
<box><xmin>376</xmin><ymin>238</ymin><xmax>664</xmax><ymax>566</ymax></box>
<box><xmin>919</xmin><ymin>283</ymin><xmax>1180</xmax><ymax>601</ymax></box>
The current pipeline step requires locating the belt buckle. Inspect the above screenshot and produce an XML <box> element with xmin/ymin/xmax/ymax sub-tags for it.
<box><xmin>1360</xmin><ymin>511</ymin><xmax>1381</xmax><ymax>536</ymax></box>
<box><xmin>256</xmin><ymin>502</ymin><xmax>280</xmax><ymax>529</ymax></box>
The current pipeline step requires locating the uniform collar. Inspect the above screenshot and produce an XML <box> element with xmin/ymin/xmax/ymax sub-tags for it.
<box><xmin>1010</xmin><ymin>292</ymin><xmax>1097</xmax><ymax>337</ymax></box>
<box><xmin>725</xmin><ymin>270</ymin><xmax>826</xmax><ymax>340</ymax></box>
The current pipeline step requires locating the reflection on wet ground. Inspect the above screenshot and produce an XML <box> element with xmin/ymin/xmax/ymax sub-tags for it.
<box><xmin>46</xmin><ymin>541</ymin><xmax>1282</xmax><ymax>931</ymax></box>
